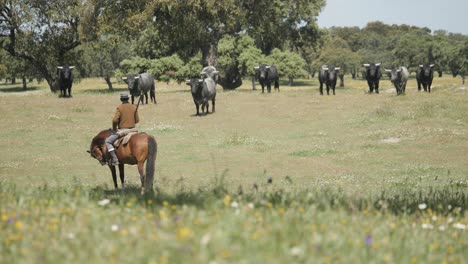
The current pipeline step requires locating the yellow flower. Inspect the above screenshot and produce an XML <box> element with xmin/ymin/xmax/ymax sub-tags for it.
<box><xmin>224</xmin><ymin>195</ymin><xmax>231</xmax><ymax>206</ymax></box>
<box><xmin>147</xmin><ymin>200</ymin><xmax>153</xmax><ymax>205</ymax></box>
<box><xmin>177</xmin><ymin>227</ymin><xmax>193</xmax><ymax>240</ymax></box>
<box><xmin>126</xmin><ymin>202</ymin><xmax>132</xmax><ymax>207</ymax></box>
<box><xmin>278</xmin><ymin>208</ymin><xmax>285</xmax><ymax>216</ymax></box>
<box><xmin>15</xmin><ymin>221</ymin><xmax>23</xmax><ymax>230</ymax></box>
<box><xmin>171</xmin><ymin>205</ymin><xmax>177</xmax><ymax>211</ymax></box>
<box><xmin>1</xmin><ymin>213</ymin><xmax>7</xmax><ymax>222</ymax></box>
<box><xmin>163</xmin><ymin>201</ymin><xmax>169</xmax><ymax>207</ymax></box>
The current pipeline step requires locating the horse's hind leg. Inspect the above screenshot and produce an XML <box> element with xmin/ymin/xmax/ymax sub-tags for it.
<box><xmin>137</xmin><ymin>162</ymin><xmax>145</xmax><ymax>194</ymax></box>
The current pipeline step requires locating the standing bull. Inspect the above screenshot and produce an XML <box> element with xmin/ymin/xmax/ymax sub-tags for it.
<box><xmin>57</xmin><ymin>66</ymin><xmax>74</xmax><ymax>97</ymax></box>
<box><xmin>416</xmin><ymin>64</ymin><xmax>434</xmax><ymax>93</ymax></box>
<box><xmin>254</xmin><ymin>64</ymin><xmax>279</xmax><ymax>93</ymax></box>
<box><xmin>318</xmin><ymin>65</ymin><xmax>340</xmax><ymax>95</ymax></box>
<box><xmin>385</xmin><ymin>67</ymin><xmax>409</xmax><ymax>95</ymax></box>
<box><xmin>363</xmin><ymin>63</ymin><xmax>382</xmax><ymax>94</ymax></box>
<box><xmin>122</xmin><ymin>73</ymin><xmax>156</xmax><ymax>104</ymax></box>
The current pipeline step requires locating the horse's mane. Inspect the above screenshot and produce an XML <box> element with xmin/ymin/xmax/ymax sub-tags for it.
<box><xmin>89</xmin><ymin>129</ymin><xmax>113</xmax><ymax>151</ymax></box>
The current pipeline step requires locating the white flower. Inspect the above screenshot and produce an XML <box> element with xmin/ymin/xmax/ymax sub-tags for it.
<box><xmin>438</xmin><ymin>225</ymin><xmax>446</xmax><ymax>231</ymax></box>
<box><xmin>98</xmin><ymin>199</ymin><xmax>111</xmax><ymax>206</ymax></box>
<box><xmin>432</xmin><ymin>216</ymin><xmax>438</xmax><ymax>221</ymax></box>
<box><xmin>111</xmin><ymin>224</ymin><xmax>119</xmax><ymax>232</ymax></box>
<box><xmin>290</xmin><ymin>247</ymin><xmax>302</xmax><ymax>256</ymax></box>
<box><xmin>422</xmin><ymin>223</ymin><xmax>433</xmax><ymax>229</ymax></box>
<box><xmin>200</xmin><ymin>233</ymin><xmax>211</xmax><ymax>246</ymax></box>
<box><xmin>453</xmin><ymin>223</ymin><xmax>466</xmax><ymax>230</ymax></box>
<box><xmin>247</xmin><ymin>203</ymin><xmax>255</xmax><ymax>209</ymax></box>
<box><xmin>231</xmin><ymin>201</ymin><xmax>239</xmax><ymax>208</ymax></box>
<box><xmin>418</xmin><ymin>203</ymin><xmax>427</xmax><ymax>210</ymax></box>
<box><xmin>67</xmin><ymin>233</ymin><xmax>75</xmax><ymax>239</ymax></box>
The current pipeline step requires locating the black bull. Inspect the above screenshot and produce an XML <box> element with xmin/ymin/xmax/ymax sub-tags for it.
<box><xmin>57</xmin><ymin>65</ymin><xmax>74</xmax><ymax>97</ymax></box>
<box><xmin>255</xmin><ymin>64</ymin><xmax>279</xmax><ymax>93</ymax></box>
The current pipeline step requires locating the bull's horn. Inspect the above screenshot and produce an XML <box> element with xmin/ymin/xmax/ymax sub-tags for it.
<box><xmin>213</xmin><ymin>71</ymin><xmax>219</xmax><ymax>74</ymax></box>
<box><xmin>198</xmin><ymin>79</ymin><xmax>203</xmax><ymax>83</ymax></box>
<box><xmin>384</xmin><ymin>69</ymin><xmax>391</xmax><ymax>72</ymax></box>
<box><xmin>266</xmin><ymin>66</ymin><xmax>271</xmax><ymax>69</ymax></box>
<box><xmin>397</xmin><ymin>69</ymin><xmax>402</xmax><ymax>72</ymax></box>
<box><xmin>419</xmin><ymin>65</ymin><xmax>423</xmax><ymax>68</ymax></box>
<box><xmin>363</xmin><ymin>64</ymin><xmax>370</xmax><ymax>67</ymax></box>
<box><xmin>254</xmin><ymin>66</ymin><xmax>259</xmax><ymax>69</ymax></box>
<box><xmin>121</xmin><ymin>77</ymin><xmax>127</xmax><ymax>80</ymax></box>
<box><xmin>69</xmin><ymin>66</ymin><xmax>75</xmax><ymax>69</ymax></box>
<box><xmin>335</xmin><ymin>67</ymin><xmax>340</xmax><ymax>70</ymax></box>
<box><xmin>322</xmin><ymin>67</ymin><xmax>329</xmax><ymax>70</ymax></box>
<box><xmin>429</xmin><ymin>64</ymin><xmax>435</xmax><ymax>67</ymax></box>
<box><xmin>200</xmin><ymin>71</ymin><xmax>205</xmax><ymax>74</ymax></box>
<box><xmin>134</xmin><ymin>76</ymin><xmax>140</xmax><ymax>80</ymax></box>
<box><xmin>57</xmin><ymin>66</ymin><xmax>63</xmax><ymax>69</ymax></box>
<box><xmin>376</xmin><ymin>63</ymin><xmax>381</xmax><ymax>66</ymax></box>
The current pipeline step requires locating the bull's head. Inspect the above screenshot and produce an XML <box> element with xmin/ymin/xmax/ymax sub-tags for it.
<box><xmin>201</xmin><ymin>66</ymin><xmax>219</xmax><ymax>81</ymax></box>
<box><xmin>57</xmin><ymin>66</ymin><xmax>75</xmax><ymax>81</ymax></box>
<box><xmin>364</xmin><ymin>63</ymin><xmax>381</xmax><ymax>78</ymax></box>
<box><xmin>385</xmin><ymin>68</ymin><xmax>402</xmax><ymax>83</ymax></box>
<box><xmin>186</xmin><ymin>78</ymin><xmax>204</xmax><ymax>94</ymax></box>
<box><xmin>122</xmin><ymin>74</ymin><xmax>140</xmax><ymax>95</ymax></box>
<box><xmin>322</xmin><ymin>65</ymin><xmax>340</xmax><ymax>80</ymax></box>
<box><xmin>255</xmin><ymin>65</ymin><xmax>271</xmax><ymax>80</ymax></box>
<box><xmin>419</xmin><ymin>64</ymin><xmax>434</xmax><ymax>77</ymax></box>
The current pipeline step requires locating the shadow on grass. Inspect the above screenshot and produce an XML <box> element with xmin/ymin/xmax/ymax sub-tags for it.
<box><xmin>85</xmin><ymin>176</ymin><xmax>466</xmax><ymax>215</ymax></box>
<box><xmin>82</xmin><ymin>88</ymin><xmax>128</xmax><ymax>94</ymax></box>
<box><xmin>0</xmin><ymin>86</ymin><xmax>39</xmax><ymax>93</ymax></box>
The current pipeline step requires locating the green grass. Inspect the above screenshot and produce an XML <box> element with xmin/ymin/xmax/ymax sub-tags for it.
<box><xmin>0</xmin><ymin>76</ymin><xmax>467</xmax><ymax>263</ymax></box>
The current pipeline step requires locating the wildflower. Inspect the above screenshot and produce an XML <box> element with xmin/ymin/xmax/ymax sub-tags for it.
<box><xmin>67</xmin><ymin>233</ymin><xmax>75</xmax><ymax>239</ymax></box>
<box><xmin>418</xmin><ymin>203</ymin><xmax>427</xmax><ymax>210</ymax></box>
<box><xmin>1</xmin><ymin>213</ymin><xmax>7</xmax><ymax>222</ymax></box>
<box><xmin>422</xmin><ymin>223</ymin><xmax>434</xmax><ymax>229</ymax></box>
<box><xmin>290</xmin><ymin>247</ymin><xmax>302</xmax><ymax>256</ymax></box>
<box><xmin>224</xmin><ymin>195</ymin><xmax>231</xmax><ymax>206</ymax></box>
<box><xmin>111</xmin><ymin>224</ymin><xmax>119</xmax><ymax>232</ymax></box>
<box><xmin>365</xmin><ymin>235</ymin><xmax>373</xmax><ymax>246</ymax></box>
<box><xmin>247</xmin><ymin>203</ymin><xmax>255</xmax><ymax>209</ymax></box>
<box><xmin>231</xmin><ymin>202</ymin><xmax>239</xmax><ymax>208</ymax></box>
<box><xmin>171</xmin><ymin>205</ymin><xmax>177</xmax><ymax>211</ymax></box>
<box><xmin>15</xmin><ymin>221</ymin><xmax>23</xmax><ymax>230</ymax></box>
<box><xmin>438</xmin><ymin>225</ymin><xmax>446</xmax><ymax>231</ymax></box>
<box><xmin>147</xmin><ymin>200</ymin><xmax>153</xmax><ymax>205</ymax></box>
<box><xmin>98</xmin><ymin>199</ymin><xmax>110</xmax><ymax>206</ymax></box>
<box><xmin>200</xmin><ymin>233</ymin><xmax>211</xmax><ymax>246</ymax></box>
<box><xmin>177</xmin><ymin>227</ymin><xmax>193</xmax><ymax>240</ymax></box>
<box><xmin>453</xmin><ymin>223</ymin><xmax>466</xmax><ymax>230</ymax></box>
<box><xmin>163</xmin><ymin>201</ymin><xmax>169</xmax><ymax>207</ymax></box>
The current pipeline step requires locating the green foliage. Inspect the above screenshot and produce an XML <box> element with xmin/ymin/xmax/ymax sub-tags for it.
<box><xmin>269</xmin><ymin>48</ymin><xmax>307</xmax><ymax>84</ymax></box>
<box><xmin>148</xmin><ymin>55</ymin><xmax>184</xmax><ymax>83</ymax></box>
<box><xmin>119</xmin><ymin>57</ymin><xmax>152</xmax><ymax>74</ymax></box>
<box><xmin>177</xmin><ymin>53</ymin><xmax>204</xmax><ymax>81</ymax></box>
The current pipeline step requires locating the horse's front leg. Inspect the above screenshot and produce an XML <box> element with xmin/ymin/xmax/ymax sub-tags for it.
<box><xmin>109</xmin><ymin>165</ymin><xmax>118</xmax><ymax>189</ymax></box>
<box><xmin>118</xmin><ymin>164</ymin><xmax>125</xmax><ymax>188</ymax></box>
<box><xmin>137</xmin><ymin>162</ymin><xmax>145</xmax><ymax>194</ymax></box>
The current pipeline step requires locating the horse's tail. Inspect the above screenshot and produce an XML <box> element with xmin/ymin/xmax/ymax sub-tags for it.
<box><xmin>145</xmin><ymin>135</ymin><xmax>157</xmax><ymax>191</ymax></box>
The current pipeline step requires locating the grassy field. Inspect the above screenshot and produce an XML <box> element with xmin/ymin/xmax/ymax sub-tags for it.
<box><xmin>0</xmin><ymin>75</ymin><xmax>467</xmax><ymax>263</ymax></box>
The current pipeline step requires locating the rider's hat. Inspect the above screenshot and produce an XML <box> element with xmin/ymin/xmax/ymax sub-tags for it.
<box><xmin>120</xmin><ymin>93</ymin><xmax>129</xmax><ymax>101</ymax></box>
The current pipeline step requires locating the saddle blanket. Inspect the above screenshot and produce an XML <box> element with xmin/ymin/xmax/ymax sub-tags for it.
<box><xmin>113</xmin><ymin>129</ymin><xmax>138</xmax><ymax>148</ymax></box>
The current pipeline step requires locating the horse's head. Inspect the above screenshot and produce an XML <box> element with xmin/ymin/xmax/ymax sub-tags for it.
<box><xmin>88</xmin><ymin>129</ymin><xmax>112</xmax><ymax>166</ymax></box>
<box><xmin>88</xmin><ymin>145</ymin><xmax>106</xmax><ymax>165</ymax></box>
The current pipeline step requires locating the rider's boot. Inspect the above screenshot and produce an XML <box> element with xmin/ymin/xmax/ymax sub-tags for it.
<box><xmin>109</xmin><ymin>150</ymin><xmax>119</xmax><ymax>166</ymax></box>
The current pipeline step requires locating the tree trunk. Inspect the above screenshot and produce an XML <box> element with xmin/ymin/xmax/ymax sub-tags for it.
<box><xmin>251</xmin><ymin>76</ymin><xmax>256</xmax><ymax>90</ymax></box>
<box><xmin>462</xmin><ymin>74</ymin><xmax>465</xmax><ymax>85</ymax></box>
<box><xmin>339</xmin><ymin>74</ymin><xmax>344</xmax><ymax>87</ymax></box>
<box><xmin>288</xmin><ymin>77</ymin><xmax>293</xmax><ymax>86</ymax></box>
<box><xmin>22</xmin><ymin>76</ymin><xmax>27</xmax><ymax>90</ymax></box>
<box><xmin>105</xmin><ymin>74</ymin><xmax>113</xmax><ymax>90</ymax></box>
<box><xmin>12</xmin><ymin>77</ymin><xmax>16</xmax><ymax>84</ymax></box>
<box><xmin>351</xmin><ymin>73</ymin><xmax>356</xmax><ymax>79</ymax></box>
<box><xmin>438</xmin><ymin>70</ymin><xmax>442</xmax><ymax>77</ymax></box>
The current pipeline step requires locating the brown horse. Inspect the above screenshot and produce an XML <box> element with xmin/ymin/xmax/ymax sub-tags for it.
<box><xmin>88</xmin><ymin>129</ymin><xmax>157</xmax><ymax>194</ymax></box>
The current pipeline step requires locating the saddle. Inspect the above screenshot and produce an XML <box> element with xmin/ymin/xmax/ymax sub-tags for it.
<box><xmin>113</xmin><ymin>128</ymin><xmax>138</xmax><ymax>148</ymax></box>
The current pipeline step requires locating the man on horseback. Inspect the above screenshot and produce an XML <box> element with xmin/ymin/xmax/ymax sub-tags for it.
<box><xmin>105</xmin><ymin>93</ymin><xmax>139</xmax><ymax>165</ymax></box>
